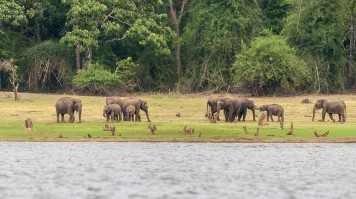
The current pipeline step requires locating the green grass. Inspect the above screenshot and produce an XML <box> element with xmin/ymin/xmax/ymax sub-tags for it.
<box><xmin>0</xmin><ymin>92</ymin><xmax>355</xmax><ymax>142</ymax></box>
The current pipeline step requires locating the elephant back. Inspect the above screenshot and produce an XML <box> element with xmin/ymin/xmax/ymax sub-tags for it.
<box><xmin>106</xmin><ymin>97</ymin><xmax>124</xmax><ymax>107</ymax></box>
<box><xmin>109</xmin><ymin>103</ymin><xmax>122</xmax><ymax>114</ymax></box>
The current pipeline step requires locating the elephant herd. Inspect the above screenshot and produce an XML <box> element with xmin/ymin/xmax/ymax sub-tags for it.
<box><xmin>205</xmin><ymin>94</ymin><xmax>347</xmax><ymax>126</ymax></box>
<box><xmin>55</xmin><ymin>96</ymin><xmax>150</xmax><ymax>123</ymax></box>
<box><xmin>54</xmin><ymin>94</ymin><xmax>347</xmax><ymax>125</ymax></box>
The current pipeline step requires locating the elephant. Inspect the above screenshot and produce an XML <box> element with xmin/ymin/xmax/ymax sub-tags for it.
<box><xmin>103</xmin><ymin>104</ymin><xmax>122</xmax><ymax>122</ymax></box>
<box><xmin>206</xmin><ymin>94</ymin><xmax>225</xmax><ymax>121</ymax></box>
<box><xmin>55</xmin><ymin>97</ymin><xmax>82</xmax><ymax>123</ymax></box>
<box><xmin>312</xmin><ymin>99</ymin><xmax>346</xmax><ymax>123</ymax></box>
<box><xmin>122</xmin><ymin>98</ymin><xmax>150</xmax><ymax>122</ymax></box>
<box><xmin>257</xmin><ymin>104</ymin><xmax>284</xmax><ymax>123</ymax></box>
<box><xmin>216</xmin><ymin>96</ymin><xmax>241</xmax><ymax>122</ymax></box>
<box><xmin>126</xmin><ymin>105</ymin><xmax>136</xmax><ymax>121</ymax></box>
<box><xmin>237</xmin><ymin>98</ymin><xmax>256</xmax><ymax>121</ymax></box>
<box><xmin>106</xmin><ymin>97</ymin><xmax>123</xmax><ymax>108</ymax></box>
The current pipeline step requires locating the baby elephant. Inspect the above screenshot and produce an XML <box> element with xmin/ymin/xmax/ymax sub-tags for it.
<box><xmin>126</xmin><ymin>105</ymin><xmax>136</xmax><ymax>122</ymax></box>
<box><xmin>103</xmin><ymin>104</ymin><xmax>122</xmax><ymax>122</ymax></box>
<box><xmin>257</xmin><ymin>104</ymin><xmax>284</xmax><ymax>123</ymax></box>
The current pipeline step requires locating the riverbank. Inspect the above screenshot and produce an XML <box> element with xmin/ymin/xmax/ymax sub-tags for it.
<box><xmin>1</xmin><ymin>91</ymin><xmax>355</xmax><ymax>142</ymax></box>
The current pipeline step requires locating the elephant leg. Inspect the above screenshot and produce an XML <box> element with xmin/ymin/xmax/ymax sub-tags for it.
<box><xmin>242</xmin><ymin>110</ymin><xmax>247</xmax><ymax>121</ymax></box>
<box><xmin>111</xmin><ymin>112</ymin><xmax>114</xmax><ymax>122</ymax></box>
<box><xmin>57</xmin><ymin>113</ymin><xmax>60</xmax><ymax>123</ymax></box>
<box><xmin>328</xmin><ymin>113</ymin><xmax>335</xmax><ymax>123</ymax></box>
<box><xmin>237</xmin><ymin>112</ymin><xmax>242</xmax><ymax>121</ymax></box>
<box><xmin>223</xmin><ymin>109</ymin><xmax>228</xmax><ymax>122</ymax></box>
<box><xmin>106</xmin><ymin>115</ymin><xmax>110</xmax><ymax>122</ymax></box>
<box><xmin>338</xmin><ymin>114</ymin><xmax>341</xmax><ymax>122</ymax></box>
<box><xmin>61</xmin><ymin>113</ymin><xmax>65</xmax><ymax>122</ymax></box>
<box><xmin>215</xmin><ymin>111</ymin><xmax>220</xmax><ymax>121</ymax></box>
<box><xmin>322</xmin><ymin>110</ymin><xmax>326</xmax><ymax>121</ymax></box>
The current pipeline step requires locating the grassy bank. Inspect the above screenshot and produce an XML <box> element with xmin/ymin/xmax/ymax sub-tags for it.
<box><xmin>0</xmin><ymin>91</ymin><xmax>355</xmax><ymax>142</ymax></box>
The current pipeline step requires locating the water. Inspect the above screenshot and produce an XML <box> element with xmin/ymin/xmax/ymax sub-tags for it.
<box><xmin>0</xmin><ymin>143</ymin><xmax>355</xmax><ymax>199</ymax></box>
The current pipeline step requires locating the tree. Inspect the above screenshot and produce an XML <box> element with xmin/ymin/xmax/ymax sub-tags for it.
<box><xmin>232</xmin><ymin>33</ymin><xmax>310</xmax><ymax>96</ymax></box>
<box><xmin>181</xmin><ymin>0</ymin><xmax>262</xmax><ymax>91</ymax></box>
<box><xmin>260</xmin><ymin>0</ymin><xmax>291</xmax><ymax>34</ymax></box>
<box><xmin>20</xmin><ymin>41</ymin><xmax>73</xmax><ymax>91</ymax></box>
<box><xmin>168</xmin><ymin>0</ymin><xmax>189</xmax><ymax>75</ymax></box>
<box><xmin>282</xmin><ymin>0</ymin><xmax>346</xmax><ymax>92</ymax></box>
<box><xmin>0</xmin><ymin>0</ymin><xmax>27</xmax><ymax>34</ymax></box>
<box><xmin>0</xmin><ymin>59</ymin><xmax>20</xmax><ymax>100</ymax></box>
<box><xmin>61</xmin><ymin>0</ymin><xmax>173</xmax><ymax>71</ymax></box>
<box><xmin>347</xmin><ymin>0</ymin><xmax>356</xmax><ymax>85</ymax></box>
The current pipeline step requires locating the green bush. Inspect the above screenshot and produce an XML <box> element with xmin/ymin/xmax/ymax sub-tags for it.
<box><xmin>72</xmin><ymin>62</ymin><xmax>121</xmax><ymax>89</ymax></box>
<box><xmin>232</xmin><ymin>33</ymin><xmax>310</xmax><ymax>96</ymax></box>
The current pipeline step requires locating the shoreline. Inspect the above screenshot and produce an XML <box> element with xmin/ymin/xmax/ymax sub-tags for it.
<box><xmin>1</xmin><ymin>138</ymin><xmax>356</xmax><ymax>143</ymax></box>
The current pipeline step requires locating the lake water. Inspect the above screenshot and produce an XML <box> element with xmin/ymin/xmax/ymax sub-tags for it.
<box><xmin>0</xmin><ymin>142</ymin><xmax>355</xmax><ymax>199</ymax></box>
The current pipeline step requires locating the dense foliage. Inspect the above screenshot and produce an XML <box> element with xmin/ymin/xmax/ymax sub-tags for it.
<box><xmin>0</xmin><ymin>0</ymin><xmax>355</xmax><ymax>95</ymax></box>
<box><xmin>232</xmin><ymin>33</ymin><xmax>309</xmax><ymax>96</ymax></box>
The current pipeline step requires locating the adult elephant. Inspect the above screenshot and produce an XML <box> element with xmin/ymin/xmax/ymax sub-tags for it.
<box><xmin>206</xmin><ymin>94</ymin><xmax>225</xmax><ymax>121</ymax></box>
<box><xmin>216</xmin><ymin>96</ymin><xmax>241</xmax><ymax>122</ymax></box>
<box><xmin>257</xmin><ymin>104</ymin><xmax>284</xmax><ymax>122</ymax></box>
<box><xmin>237</xmin><ymin>98</ymin><xmax>256</xmax><ymax>121</ymax></box>
<box><xmin>55</xmin><ymin>97</ymin><xmax>82</xmax><ymax>123</ymax></box>
<box><xmin>106</xmin><ymin>97</ymin><xmax>123</xmax><ymax>107</ymax></box>
<box><xmin>122</xmin><ymin>98</ymin><xmax>150</xmax><ymax>122</ymax></box>
<box><xmin>312</xmin><ymin>99</ymin><xmax>346</xmax><ymax>123</ymax></box>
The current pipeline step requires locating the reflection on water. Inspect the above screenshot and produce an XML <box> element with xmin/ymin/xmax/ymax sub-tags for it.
<box><xmin>0</xmin><ymin>143</ymin><xmax>355</xmax><ymax>199</ymax></box>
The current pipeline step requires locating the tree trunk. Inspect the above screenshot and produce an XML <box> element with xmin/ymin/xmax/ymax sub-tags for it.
<box><xmin>75</xmin><ymin>44</ymin><xmax>81</xmax><ymax>70</ymax></box>
<box><xmin>349</xmin><ymin>13</ymin><xmax>355</xmax><ymax>85</ymax></box>
<box><xmin>168</xmin><ymin>0</ymin><xmax>188</xmax><ymax>75</ymax></box>
<box><xmin>13</xmin><ymin>83</ymin><xmax>19</xmax><ymax>101</ymax></box>
<box><xmin>35</xmin><ymin>21</ymin><xmax>41</xmax><ymax>43</ymax></box>
<box><xmin>82</xmin><ymin>47</ymin><xmax>92</xmax><ymax>68</ymax></box>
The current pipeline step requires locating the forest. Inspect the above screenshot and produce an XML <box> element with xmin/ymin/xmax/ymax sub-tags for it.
<box><xmin>0</xmin><ymin>0</ymin><xmax>355</xmax><ymax>96</ymax></box>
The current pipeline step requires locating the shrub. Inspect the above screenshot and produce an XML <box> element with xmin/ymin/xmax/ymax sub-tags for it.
<box><xmin>232</xmin><ymin>34</ymin><xmax>310</xmax><ymax>96</ymax></box>
<box><xmin>72</xmin><ymin>62</ymin><xmax>121</xmax><ymax>95</ymax></box>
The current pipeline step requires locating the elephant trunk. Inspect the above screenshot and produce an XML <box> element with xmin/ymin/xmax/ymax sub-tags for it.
<box><xmin>312</xmin><ymin>106</ymin><xmax>316</xmax><ymax>122</ymax></box>
<box><xmin>78</xmin><ymin>106</ymin><xmax>82</xmax><ymax>123</ymax></box>
<box><xmin>145</xmin><ymin>109</ymin><xmax>150</xmax><ymax>122</ymax></box>
<box><xmin>103</xmin><ymin>110</ymin><xmax>106</xmax><ymax>118</ymax></box>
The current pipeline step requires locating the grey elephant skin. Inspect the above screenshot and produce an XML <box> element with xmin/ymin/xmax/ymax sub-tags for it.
<box><xmin>206</xmin><ymin>94</ymin><xmax>225</xmax><ymax>121</ymax></box>
<box><xmin>55</xmin><ymin>97</ymin><xmax>82</xmax><ymax>123</ymax></box>
<box><xmin>106</xmin><ymin>97</ymin><xmax>123</xmax><ymax>107</ymax></box>
<box><xmin>312</xmin><ymin>99</ymin><xmax>346</xmax><ymax>123</ymax></box>
<box><xmin>125</xmin><ymin>105</ymin><xmax>136</xmax><ymax>121</ymax></box>
<box><xmin>103</xmin><ymin>104</ymin><xmax>122</xmax><ymax>122</ymax></box>
<box><xmin>122</xmin><ymin>98</ymin><xmax>150</xmax><ymax>122</ymax></box>
<box><xmin>258</xmin><ymin>104</ymin><xmax>284</xmax><ymax>122</ymax></box>
<box><xmin>106</xmin><ymin>97</ymin><xmax>123</xmax><ymax>120</ymax></box>
<box><xmin>216</xmin><ymin>96</ymin><xmax>241</xmax><ymax>122</ymax></box>
<box><xmin>237</xmin><ymin>98</ymin><xmax>256</xmax><ymax>121</ymax></box>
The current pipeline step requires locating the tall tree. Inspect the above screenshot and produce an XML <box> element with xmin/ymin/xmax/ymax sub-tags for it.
<box><xmin>61</xmin><ymin>0</ymin><xmax>173</xmax><ymax>71</ymax></box>
<box><xmin>0</xmin><ymin>0</ymin><xmax>27</xmax><ymax>34</ymax></box>
<box><xmin>181</xmin><ymin>0</ymin><xmax>262</xmax><ymax>91</ymax></box>
<box><xmin>347</xmin><ymin>0</ymin><xmax>356</xmax><ymax>85</ymax></box>
<box><xmin>260</xmin><ymin>0</ymin><xmax>290</xmax><ymax>34</ymax></box>
<box><xmin>168</xmin><ymin>0</ymin><xmax>189</xmax><ymax>75</ymax></box>
<box><xmin>282</xmin><ymin>0</ymin><xmax>346</xmax><ymax>91</ymax></box>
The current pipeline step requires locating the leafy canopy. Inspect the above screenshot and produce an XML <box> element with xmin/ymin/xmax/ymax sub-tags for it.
<box><xmin>232</xmin><ymin>33</ymin><xmax>310</xmax><ymax>96</ymax></box>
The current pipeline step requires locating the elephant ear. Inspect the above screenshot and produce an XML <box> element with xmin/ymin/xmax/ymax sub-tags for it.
<box><xmin>141</xmin><ymin>101</ymin><xmax>148</xmax><ymax>109</ymax></box>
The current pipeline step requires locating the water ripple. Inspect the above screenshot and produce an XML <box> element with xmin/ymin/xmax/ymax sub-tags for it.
<box><xmin>0</xmin><ymin>142</ymin><xmax>355</xmax><ymax>198</ymax></box>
